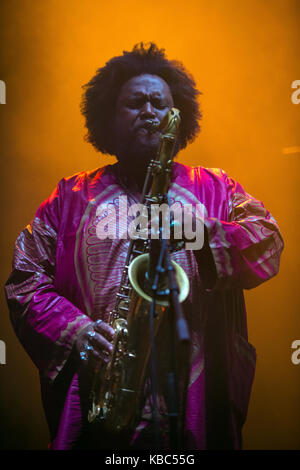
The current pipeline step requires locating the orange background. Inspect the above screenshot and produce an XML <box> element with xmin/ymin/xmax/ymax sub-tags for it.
<box><xmin>0</xmin><ymin>0</ymin><xmax>299</xmax><ymax>449</ymax></box>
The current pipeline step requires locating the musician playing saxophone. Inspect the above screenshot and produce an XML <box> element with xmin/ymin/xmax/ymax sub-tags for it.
<box><xmin>5</xmin><ymin>43</ymin><xmax>283</xmax><ymax>450</ymax></box>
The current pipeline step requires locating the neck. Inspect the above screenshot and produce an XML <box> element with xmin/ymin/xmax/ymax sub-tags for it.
<box><xmin>116</xmin><ymin>159</ymin><xmax>149</xmax><ymax>193</ymax></box>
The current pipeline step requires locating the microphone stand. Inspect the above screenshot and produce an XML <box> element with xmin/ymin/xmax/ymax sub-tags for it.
<box><xmin>149</xmin><ymin>235</ymin><xmax>190</xmax><ymax>450</ymax></box>
<box><xmin>143</xmin><ymin>107</ymin><xmax>189</xmax><ymax>449</ymax></box>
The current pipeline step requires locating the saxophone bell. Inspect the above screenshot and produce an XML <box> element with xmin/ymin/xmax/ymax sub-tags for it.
<box><xmin>128</xmin><ymin>253</ymin><xmax>189</xmax><ymax>307</ymax></box>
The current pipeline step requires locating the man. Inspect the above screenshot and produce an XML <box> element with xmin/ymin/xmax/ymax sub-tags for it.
<box><xmin>5</xmin><ymin>43</ymin><xmax>283</xmax><ymax>450</ymax></box>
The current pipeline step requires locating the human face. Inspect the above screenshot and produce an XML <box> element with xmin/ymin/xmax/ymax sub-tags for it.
<box><xmin>114</xmin><ymin>74</ymin><xmax>174</xmax><ymax>170</ymax></box>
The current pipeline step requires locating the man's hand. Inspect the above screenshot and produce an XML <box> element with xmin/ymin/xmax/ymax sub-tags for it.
<box><xmin>75</xmin><ymin>319</ymin><xmax>115</xmax><ymax>366</ymax></box>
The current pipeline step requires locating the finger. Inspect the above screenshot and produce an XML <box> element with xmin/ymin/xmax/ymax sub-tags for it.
<box><xmin>88</xmin><ymin>330</ymin><xmax>113</xmax><ymax>355</ymax></box>
<box><xmin>79</xmin><ymin>350</ymin><xmax>89</xmax><ymax>363</ymax></box>
<box><xmin>89</xmin><ymin>348</ymin><xmax>110</xmax><ymax>365</ymax></box>
<box><xmin>94</xmin><ymin>319</ymin><xmax>115</xmax><ymax>339</ymax></box>
<box><xmin>79</xmin><ymin>346</ymin><xmax>109</xmax><ymax>366</ymax></box>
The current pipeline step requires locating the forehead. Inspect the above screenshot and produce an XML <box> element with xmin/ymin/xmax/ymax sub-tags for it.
<box><xmin>117</xmin><ymin>74</ymin><xmax>173</xmax><ymax>100</ymax></box>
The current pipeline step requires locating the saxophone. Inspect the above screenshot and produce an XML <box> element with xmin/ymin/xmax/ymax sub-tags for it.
<box><xmin>87</xmin><ymin>108</ymin><xmax>190</xmax><ymax>433</ymax></box>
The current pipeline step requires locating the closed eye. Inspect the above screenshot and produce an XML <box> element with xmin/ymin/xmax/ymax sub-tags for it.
<box><xmin>153</xmin><ymin>101</ymin><xmax>168</xmax><ymax>109</ymax></box>
<box><xmin>126</xmin><ymin>98</ymin><xmax>144</xmax><ymax>109</ymax></box>
<box><xmin>126</xmin><ymin>98</ymin><xmax>169</xmax><ymax>110</ymax></box>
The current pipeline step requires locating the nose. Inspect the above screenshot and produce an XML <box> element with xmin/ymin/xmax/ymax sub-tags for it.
<box><xmin>140</xmin><ymin>101</ymin><xmax>156</xmax><ymax>119</ymax></box>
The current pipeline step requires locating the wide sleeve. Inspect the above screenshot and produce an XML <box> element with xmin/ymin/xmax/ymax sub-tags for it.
<box><xmin>197</xmin><ymin>173</ymin><xmax>284</xmax><ymax>290</ymax></box>
<box><xmin>4</xmin><ymin>180</ymin><xmax>93</xmax><ymax>383</ymax></box>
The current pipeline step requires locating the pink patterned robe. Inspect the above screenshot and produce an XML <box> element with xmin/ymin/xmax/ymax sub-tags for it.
<box><xmin>5</xmin><ymin>162</ymin><xmax>283</xmax><ymax>449</ymax></box>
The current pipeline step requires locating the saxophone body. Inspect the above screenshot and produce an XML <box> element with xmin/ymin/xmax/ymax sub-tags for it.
<box><xmin>87</xmin><ymin>108</ymin><xmax>189</xmax><ymax>433</ymax></box>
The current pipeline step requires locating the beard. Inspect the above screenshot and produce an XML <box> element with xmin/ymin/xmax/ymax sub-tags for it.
<box><xmin>113</xmin><ymin>127</ymin><xmax>181</xmax><ymax>188</ymax></box>
<box><xmin>115</xmin><ymin>130</ymin><xmax>161</xmax><ymax>180</ymax></box>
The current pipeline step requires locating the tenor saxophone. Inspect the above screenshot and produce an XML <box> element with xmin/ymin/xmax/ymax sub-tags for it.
<box><xmin>87</xmin><ymin>108</ymin><xmax>189</xmax><ymax>433</ymax></box>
